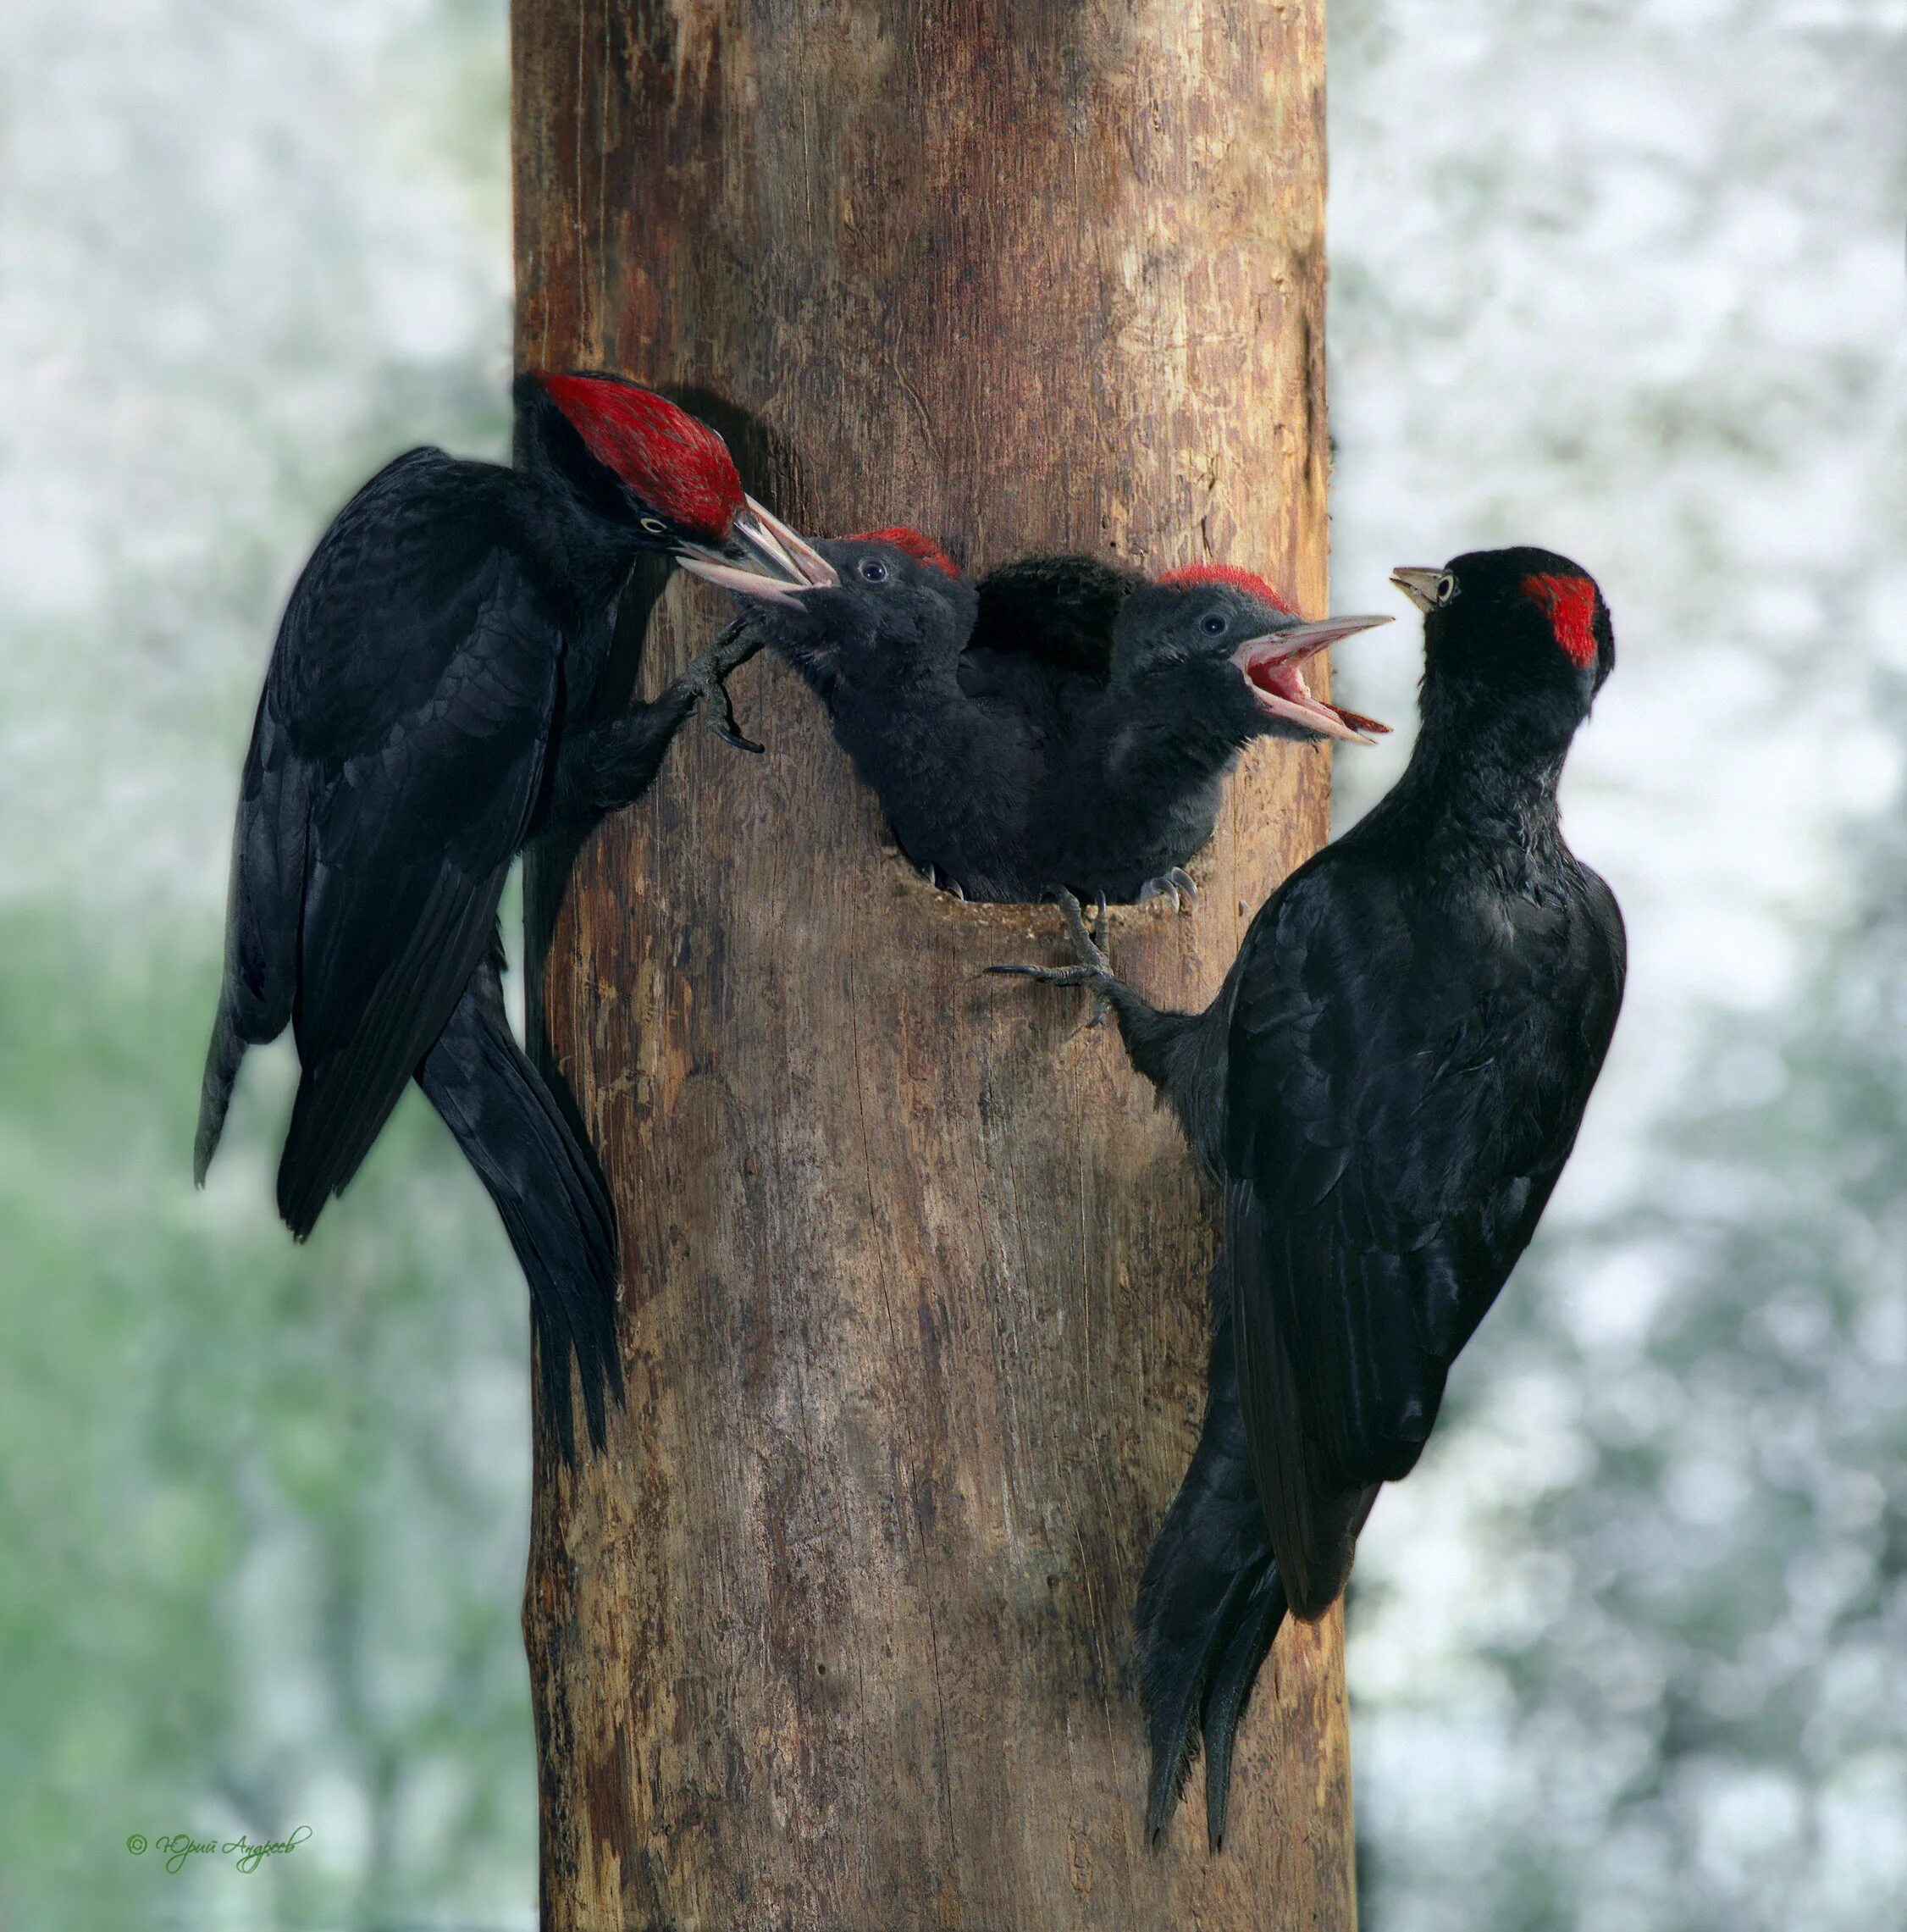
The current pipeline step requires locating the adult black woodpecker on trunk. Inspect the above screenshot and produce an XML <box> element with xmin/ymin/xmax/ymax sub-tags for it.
<box><xmin>992</xmin><ymin>546</ymin><xmax>1627</xmax><ymax>1846</ymax></box>
<box><xmin>692</xmin><ymin>537</ymin><xmax>1386</xmax><ymax>904</ymax></box>
<box><xmin>193</xmin><ymin>371</ymin><xmax>833</xmax><ymax>1458</ymax></box>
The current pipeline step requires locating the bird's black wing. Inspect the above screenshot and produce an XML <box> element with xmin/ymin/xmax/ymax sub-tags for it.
<box><xmin>959</xmin><ymin>554</ymin><xmax>1142</xmax><ymax>742</ymax></box>
<box><xmin>196</xmin><ymin>674</ymin><xmax>314</xmax><ymax>1178</ymax></box>
<box><xmin>1222</xmin><ymin>851</ymin><xmax>1625</xmax><ymax>1612</ymax></box>
<box><xmin>197</xmin><ymin>449</ymin><xmax>561</xmax><ymax>1236</ymax></box>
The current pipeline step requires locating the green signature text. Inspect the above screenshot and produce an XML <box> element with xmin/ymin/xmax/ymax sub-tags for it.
<box><xmin>126</xmin><ymin>1826</ymin><xmax>312</xmax><ymax>1874</ymax></box>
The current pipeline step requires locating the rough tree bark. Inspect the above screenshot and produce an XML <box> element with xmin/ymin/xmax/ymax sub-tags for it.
<box><xmin>513</xmin><ymin>4</ymin><xmax>1354</xmax><ymax>1928</ymax></box>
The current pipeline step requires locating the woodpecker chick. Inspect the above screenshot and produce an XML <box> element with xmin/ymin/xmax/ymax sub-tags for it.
<box><xmin>706</xmin><ymin>538</ymin><xmax>1387</xmax><ymax>905</ymax></box>
<box><xmin>956</xmin><ymin>552</ymin><xmax>1146</xmax><ymax>750</ymax></box>
<box><xmin>1033</xmin><ymin>565</ymin><xmax>1390</xmax><ymax>903</ymax></box>
<box><xmin>694</xmin><ymin>528</ymin><xmax>1053</xmax><ymax>900</ymax></box>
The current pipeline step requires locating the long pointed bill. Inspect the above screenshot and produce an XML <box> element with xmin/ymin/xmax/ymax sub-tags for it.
<box><xmin>675</xmin><ymin>498</ymin><xmax>840</xmax><ymax>606</ymax></box>
<box><xmin>676</xmin><ymin>554</ymin><xmax>815</xmax><ymax>607</ymax></box>
<box><xmin>1231</xmin><ymin>615</ymin><xmax>1393</xmax><ymax>744</ymax></box>
<box><xmin>729</xmin><ymin>507</ymin><xmax>799</xmax><ymax>579</ymax></box>
<box><xmin>741</xmin><ymin>496</ymin><xmax>837</xmax><ymax>589</ymax></box>
<box><xmin>1390</xmin><ymin>567</ymin><xmax>1452</xmax><ymax>613</ymax></box>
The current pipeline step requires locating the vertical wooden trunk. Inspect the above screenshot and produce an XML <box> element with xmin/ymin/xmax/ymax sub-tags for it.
<box><xmin>513</xmin><ymin>4</ymin><xmax>1353</xmax><ymax>1928</ymax></box>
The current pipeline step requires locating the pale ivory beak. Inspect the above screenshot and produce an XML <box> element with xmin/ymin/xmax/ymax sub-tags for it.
<box><xmin>677</xmin><ymin>497</ymin><xmax>839</xmax><ymax>606</ymax></box>
<box><xmin>1390</xmin><ymin>567</ymin><xmax>1454</xmax><ymax>613</ymax></box>
<box><xmin>1230</xmin><ymin>615</ymin><xmax>1393</xmax><ymax>743</ymax></box>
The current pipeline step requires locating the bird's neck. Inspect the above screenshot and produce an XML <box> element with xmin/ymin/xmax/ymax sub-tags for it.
<box><xmin>1374</xmin><ymin>686</ymin><xmax>1574</xmax><ymax>884</ymax></box>
<box><xmin>509</xmin><ymin>457</ymin><xmax>644</xmax><ymax>618</ymax></box>
<box><xmin>852</xmin><ymin>639</ymin><xmax>966</xmax><ymax>706</ymax></box>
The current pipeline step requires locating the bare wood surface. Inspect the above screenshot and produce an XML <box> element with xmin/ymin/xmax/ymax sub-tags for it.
<box><xmin>514</xmin><ymin>3</ymin><xmax>1354</xmax><ymax>1927</ymax></box>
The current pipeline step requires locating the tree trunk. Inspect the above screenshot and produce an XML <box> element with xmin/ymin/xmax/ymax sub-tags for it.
<box><xmin>513</xmin><ymin>4</ymin><xmax>1353</xmax><ymax>1928</ymax></box>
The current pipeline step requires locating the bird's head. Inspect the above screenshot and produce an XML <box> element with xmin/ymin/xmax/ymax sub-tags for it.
<box><xmin>1111</xmin><ymin>563</ymin><xmax>1392</xmax><ymax>744</ymax></box>
<box><xmin>517</xmin><ymin>370</ymin><xmax>834</xmax><ymax>591</ymax></box>
<box><xmin>686</xmin><ymin>525</ymin><xmax>974</xmax><ymax>695</ymax></box>
<box><xmin>1391</xmin><ymin>548</ymin><xmax>1613</xmax><ymax>731</ymax></box>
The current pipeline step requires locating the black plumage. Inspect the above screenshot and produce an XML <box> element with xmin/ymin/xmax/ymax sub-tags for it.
<box><xmin>699</xmin><ymin>527</ymin><xmax>1047</xmax><ymax>900</ymax></box>
<box><xmin>994</xmin><ymin>546</ymin><xmax>1627</xmax><ymax>1844</ymax></box>
<box><xmin>1134</xmin><ymin>1260</ymin><xmax>1285</xmax><ymax>1848</ymax></box>
<box><xmin>706</xmin><ymin>535</ymin><xmax>1386</xmax><ymax>903</ymax></box>
<box><xmin>956</xmin><ymin>552</ymin><xmax>1141</xmax><ymax>751</ymax></box>
<box><xmin>1031</xmin><ymin>566</ymin><xmax>1390</xmax><ymax>902</ymax></box>
<box><xmin>415</xmin><ymin>943</ymin><xmax>620</xmax><ymax>1452</ymax></box>
<box><xmin>195</xmin><ymin>371</ymin><xmax>829</xmax><ymax>1457</ymax></box>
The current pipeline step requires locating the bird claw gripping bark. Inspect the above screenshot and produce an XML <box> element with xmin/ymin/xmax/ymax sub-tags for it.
<box><xmin>1137</xmin><ymin>866</ymin><xmax>1200</xmax><ymax>914</ymax></box>
<box><xmin>985</xmin><ymin>888</ymin><xmax>1114</xmax><ymax>1021</ymax></box>
<box><xmin>1064</xmin><ymin>887</ymin><xmax>1114</xmax><ymax>973</ymax></box>
<box><xmin>683</xmin><ymin>618</ymin><xmax>767</xmax><ymax>754</ymax></box>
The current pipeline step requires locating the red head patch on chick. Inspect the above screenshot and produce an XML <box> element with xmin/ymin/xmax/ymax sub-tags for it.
<box><xmin>1157</xmin><ymin>562</ymin><xmax>1296</xmax><ymax>617</ymax></box>
<box><xmin>844</xmin><ymin>528</ymin><xmax>962</xmax><ymax>579</ymax></box>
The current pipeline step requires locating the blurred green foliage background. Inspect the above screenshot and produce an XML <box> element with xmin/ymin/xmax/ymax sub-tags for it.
<box><xmin>0</xmin><ymin>6</ymin><xmax>533</xmax><ymax>1926</ymax></box>
<box><xmin>1</xmin><ymin>2</ymin><xmax>1901</xmax><ymax>1928</ymax></box>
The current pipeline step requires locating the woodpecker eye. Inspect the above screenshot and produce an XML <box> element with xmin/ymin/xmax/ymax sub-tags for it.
<box><xmin>858</xmin><ymin>557</ymin><xmax>890</xmax><ymax>584</ymax></box>
<box><xmin>638</xmin><ymin>516</ymin><xmax>668</xmax><ymax>535</ymax></box>
<box><xmin>1201</xmin><ymin>613</ymin><xmax>1227</xmax><ymax>635</ymax></box>
<box><xmin>1434</xmin><ymin>573</ymin><xmax>1457</xmax><ymax>606</ymax></box>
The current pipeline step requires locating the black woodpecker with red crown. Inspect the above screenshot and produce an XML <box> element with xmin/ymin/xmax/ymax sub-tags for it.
<box><xmin>194</xmin><ymin>371</ymin><xmax>834</xmax><ymax>1458</ymax></box>
<box><xmin>994</xmin><ymin>545</ymin><xmax>1627</xmax><ymax>1847</ymax></box>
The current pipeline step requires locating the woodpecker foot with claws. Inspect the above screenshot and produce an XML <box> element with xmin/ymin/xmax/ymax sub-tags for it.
<box><xmin>1137</xmin><ymin>866</ymin><xmax>1200</xmax><ymax>913</ymax></box>
<box><xmin>678</xmin><ymin>618</ymin><xmax>767</xmax><ymax>754</ymax></box>
<box><xmin>987</xmin><ymin>889</ymin><xmax>1116</xmax><ymax>1018</ymax></box>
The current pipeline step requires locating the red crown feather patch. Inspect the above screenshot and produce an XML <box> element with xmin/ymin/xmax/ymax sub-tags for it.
<box><xmin>1157</xmin><ymin>562</ymin><xmax>1296</xmax><ymax>615</ymax></box>
<box><xmin>537</xmin><ymin>374</ymin><xmax>743</xmax><ymax>542</ymax></box>
<box><xmin>845</xmin><ymin>527</ymin><xmax>961</xmax><ymax>579</ymax></box>
<box><xmin>1520</xmin><ymin>573</ymin><xmax>1600</xmax><ymax>669</ymax></box>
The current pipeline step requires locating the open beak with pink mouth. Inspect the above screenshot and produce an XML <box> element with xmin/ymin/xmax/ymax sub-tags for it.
<box><xmin>1231</xmin><ymin>615</ymin><xmax>1393</xmax><ymax>744</ymax></box>
<box><xmin>676</xmin><ymin>496</ymin><xmax>840</xmax><ymax>600</ymax></box>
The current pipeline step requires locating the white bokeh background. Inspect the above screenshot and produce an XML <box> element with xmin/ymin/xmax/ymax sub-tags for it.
<box><xmin>1329</xmin><ymin>8</ymin><xmax>1907</xmax><ymax>1928</ymax></box>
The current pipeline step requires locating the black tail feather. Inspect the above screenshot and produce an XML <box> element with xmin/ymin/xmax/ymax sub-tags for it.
<box><xmin>1136</xmin><ymin>1265</ymin><xmax>1286</xmax><ymax>1846</ymax></box>
<box><xmin>194</xmin><ymin>998</ymin><xmax>247</xmax><ymax>1185</ymax></box>
<box><xmin>416</xmin><ymin>953</ymin><xmax>622</xmax><ymax>1460</ymax></box>
<box><xmin>1141</xmin><ymin>1560</ymin><xmax>1256</xmax><ymax>1841</ymax></box>
<box><xmin>1200</xmin><ymin>1564</ymin><xmax>1287</xmax><ymax>1849</ymax></box>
